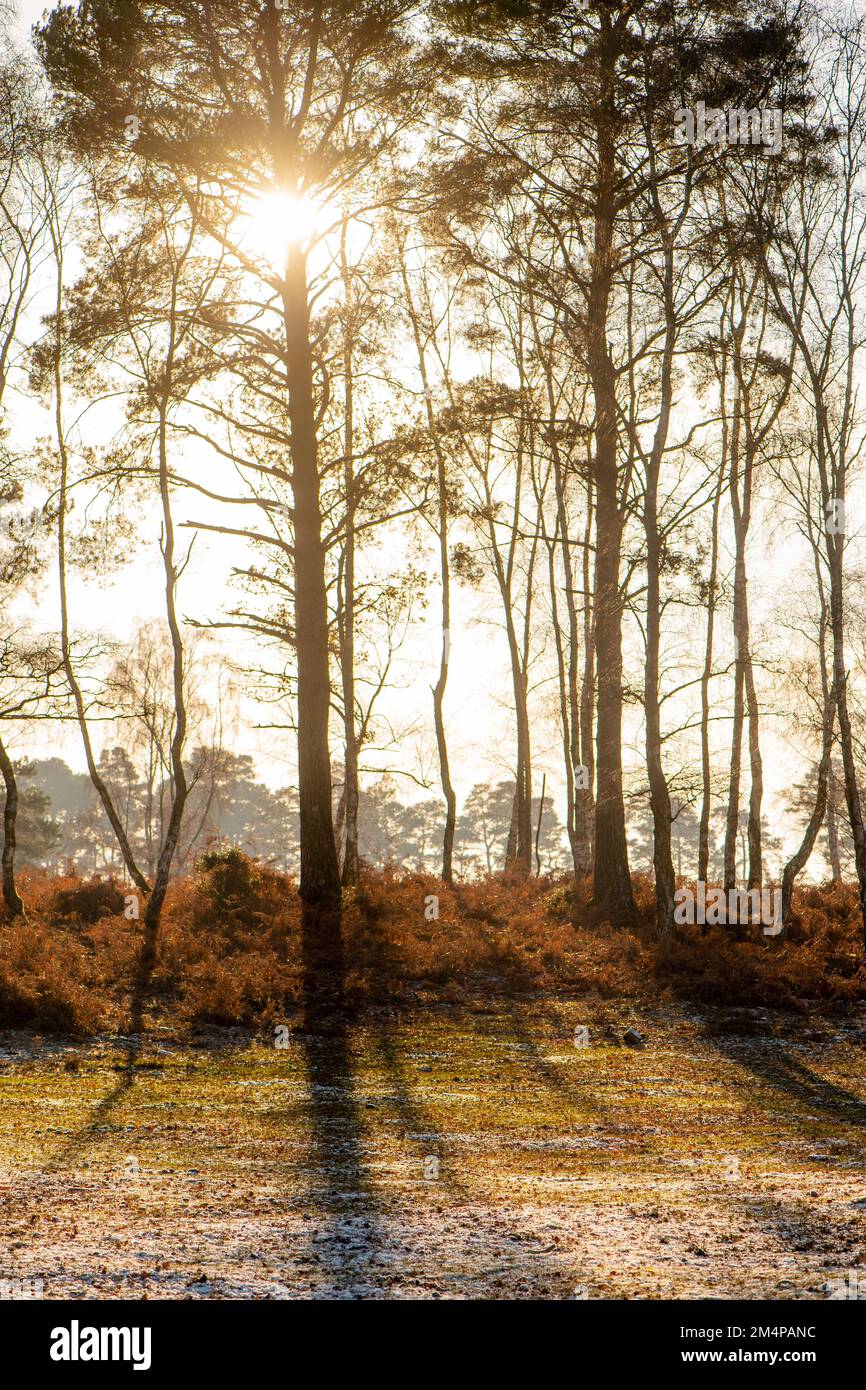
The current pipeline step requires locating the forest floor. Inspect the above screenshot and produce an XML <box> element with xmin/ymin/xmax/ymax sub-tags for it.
<box><xmin>2</xmin><ymin>996</ymin><xmax>866</xmax><ymax>1299</ymax></box>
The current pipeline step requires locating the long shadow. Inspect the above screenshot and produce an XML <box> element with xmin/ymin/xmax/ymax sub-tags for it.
<box><xmin>480</xmin><ymin>993</ymin><xmax>866</xmax><ymax>1296</ymax></box>
<box><xmin>495</xmin><ymin>1002</ymin><xmax>865</xmax><ymax>1295</ymax></box>
<box><xmin>700</xmin><ymin>1031</ymin><xmax>866</xmax><ymax>1270</ymax></box>
<box><xmin>695</xmin><ymin>1059</ymin><xmax>866</xmax><ymax>1295</ymax></box>
<box><xmin>498</xmin><ymin>998</ymin><xmax>616</xmax><ymax>1125</ymax></box>
<box><xmin>660</xmin><ymin>935</ymin><xmax>866</xmax><ymax>1132</ymax></box>
<box><xmin>348</xmin><ymin>908</ymin><xmax>579</xmax><ymax>1295</ymax></box>
<box><xmin>0</xmin><ymin>926</ymin><xmax>165</xmax><ymax>1236</ymax></box>
<box><xmin>295</xmin><ymin>896</ymin><xmax>386</xmax><ymax>1297</ymax></box>
<box><xmin>33</xmin><ymin>898</ymin><xmax>384</xmax><ymax>1296</ymax></box>
<box><xmin>41</xmin><ymin>921</ymin><xmax>159</xmax><ymax>1178</ymax></box>
<box><xmin>708</xmin><ymin>1033</ymin><xmax>866</xmax><ymax>1130</ymax></box>
<box><xmin>638</xmin><ymin>1009</ymin><xmax>866</xmax><ymax>1283</ymax></box>
<box><xmin>724</xmin><ymin>1182</ymin><xmax>861</xmax><ymax>1278</ymax></box>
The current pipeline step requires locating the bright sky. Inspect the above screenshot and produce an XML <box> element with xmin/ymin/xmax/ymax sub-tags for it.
<box><xmin>4</xmin><ymin>0</ymin><xmax>854</xmax><ymax>880</ymax></box>
<box><xmin>4</xmin><ymin>2</ymin><xmax>555</xmax><ymax>804</ymax></box>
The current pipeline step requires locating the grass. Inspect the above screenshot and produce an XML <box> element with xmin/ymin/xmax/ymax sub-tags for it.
<box><xmin>1</xmin><ymin>858</ymin><xmax>866</xmax><ymax>1297</ymax></box>
<box><xmin>1</xmin><ymin>999</ymin><xmax>866</xmax><ymax>1298</ymax></box>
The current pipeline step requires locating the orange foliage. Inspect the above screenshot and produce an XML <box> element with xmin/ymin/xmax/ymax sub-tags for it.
<box><xmin>0</xmin><ymin>859</ymin><xmax>863</xmax><ymax>1034</ymax></box>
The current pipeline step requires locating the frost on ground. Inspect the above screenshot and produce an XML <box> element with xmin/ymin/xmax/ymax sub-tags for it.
<box><xmin>1</xmin><ymin>1002</ymin><xmax>865</xmax><ymax>1299</ymax></box>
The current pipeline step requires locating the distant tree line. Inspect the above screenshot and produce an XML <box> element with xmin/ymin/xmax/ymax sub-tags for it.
<box><xmin>11</xmin><ymin>753</ymin><xmax>573</xmax><ymax>880</ymax></box>
<box><xmin>0</xmin><ymin>1</ymin><xmax>864</xmax><ymax>1001</ymax></box>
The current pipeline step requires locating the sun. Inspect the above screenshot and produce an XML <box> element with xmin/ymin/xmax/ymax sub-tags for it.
<box><xmin>241</xmin><ymin>189</ymin><xmax>328</xmax><ymax>268</ymax></box>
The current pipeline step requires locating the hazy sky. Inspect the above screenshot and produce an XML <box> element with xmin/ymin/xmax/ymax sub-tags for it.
<box><xmin>4</xmin><ymin>0</ymin><xmax>849</xmax><ymax>882</ymax></box>
<box><xmin>4</xmin><ymin>1</ymin><xmax>555</xmax><ymax>804</ymax></box>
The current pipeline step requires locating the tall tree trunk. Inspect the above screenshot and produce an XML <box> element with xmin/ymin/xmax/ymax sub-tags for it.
<box><xmin>142</xmin><ymin>384</ymin><xmax>189</xmax><ymax>946</ymax></box>
<box><xmin>432</xmin><ymin>621</ymin><xmax>457</xmax><ymax>884</ymax></box>
<box><xmin>333</xmin><ymin>782</ymin><xmax>346</xmax><ymax>864</ymax></box>
<box><xmin>592</xmin><ymin>463</ymin><xmax>632</xmax><ymax>914</ymax></box>
<box><xmin>531</xmin><ymin>288</ymin><xmax>591</xmax><ymax>880</ymax></box>
<box><xmin>642</xmin><ymin>236</ymin><xmax>677</xmax><ymax>944</ymax></box>
<box><xmin>281</xmin><ymin>246</ymin><xmax>341</xmax><ymax>909</ymax></box>
<box><xmin>816</xmin><ymin>578</ymin><xmax>842</xmax><ymax>885</ymax></box>
<box><xmin>551</xmin><ymin>434</ymin><xmax>591</xmax><ymax>876</ymax></box>
<box><xmin>827</xmin><ymin>536</ymin><xmax>866</xmax><ymax>948</ymax></box>
<box><xmin>0</xmin><ymin>733</ymin><xmax>24</xmax><ymax>918</ymax></box>
<box><xmin>399</xmin><ymin>252</ymin><xmax>456</xmax><ymax>884</ymax></box>
<box><xmin>724</xmin><ymin>377</ymin><xmax>747</xmax><ymax>893</ymax></box>
<box><xmin>698</xmin><ymin>457</ymin><xmax>724</xmax><ymax>884</ymax></box>
<box><xmin>534</xmin><ymin>773</ymin><xmax>546</xmax><ymax>877</ymax></box>
<box><xmin>723</xmin><ymin>315</ymin><xmax>773</xmax><ymax>893</ymax></box>
<box><xmin>644</xmin><ymin>503</ymin><xmax>675</xmax><ymax>942</ymax></box>
<box><xmin>638</xmin><ymin>186</ymin><xmax>693</xmax><ymax>944</ymax></box>
<box><xmin>826</xmin><ymin>758</ymin><xmax>842</xmax><ymax>881</ymax></box>
<box><xmin>339</xmin><ymin>226</ymin><xmax>360</xmax><ymax>889</ymax></box>
<box><xmin>503</xmin><ymin>628</ymin><xmax>533</xmax><ymax>877</ymax></box>
<box><xmin>51</xmin><ymin>226</ymin><xmax>150</xmax><ymax>898</ymax></box>
<box><xmin>743</xmin><ymin>637</ymin><xmax>764</xmax><ymax>889</ymax></box>
<box><xmin>546</xmin><ymin>520</ymin><xmax>581</xmax><ymax>878</ymax></box>
<box><xmin>516</xmin><ymin>522</ymin><xmax>539</xmax><ymax>873</ymax></box>
<box><xmin>781</xmin><ymin>687</ymin><xmax>836</xmax><ymax>924</ymax></box>
<box><xmin>338</xmin><ymin>571</ymin><xmax>359</xmax><ymax>892</ymax></box>
<box><xmin>588</xmin><ymin>20</ymin><xmax>632</xmax><ymax>917</ymax></box>
<box><xmin>505</xmin><ymin>795</ymin><xmax>518</xmax><ymax>867</ymax></box>
<box><xmin>579</xmin><ymin>478</ymin><xmax>596</xmax><ymax>870</ymax></box>
<box><xmin>484</xmin><ymin>436</ymin><xmax>534</xmax><ymax>877</ymax></box>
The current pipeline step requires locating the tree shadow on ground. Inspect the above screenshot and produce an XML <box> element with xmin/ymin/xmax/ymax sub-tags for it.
<box><xmin>708</xmin><ymin>1033</ymin><xmax>866</xmax><ymax>1128</ymax></box>
<box><xmin>353</xmin><ymin>909</ymin><xmax>462</xmax><ymax>1190</ymax></box>
<box><xmin>340</xmin><ymin>912</ymin><xmax>575</xmax><ymax>1295</ymax></box>
<box><xmin>701</xmin><ymin>1032</ymin><xmax>866</xmax><ymax>1282</ymax></box>
<box><xmin>40</xmin><ymin>922</ymin><xmax>160</xmax><ymax>1177</ymax></box>
<box><xmin>492</xmin><ymin>1001</ymin><xmax>866</xmax><ymax>1297</ymax></box>
<box><xmin>294</xmin><ymin>897</ymin><xmax>387</xmax><ymax>1296</ymax></box>
<box><xmin>496</xmin><ymin>998</ymin><xmax>615</xmax><ymax>1126</ymax></box>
